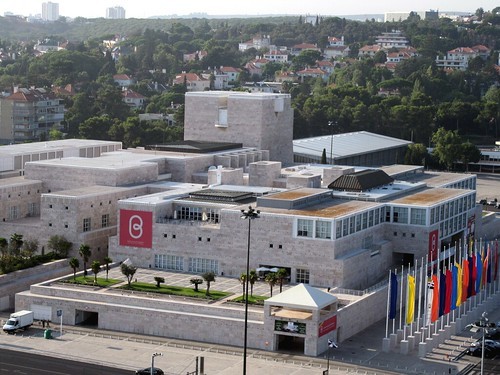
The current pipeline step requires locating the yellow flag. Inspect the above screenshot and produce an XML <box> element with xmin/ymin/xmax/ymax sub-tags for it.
<box><xmin>406</xmin><ymin>275</ymin><xmax>415</xmax><ymax>324</ymax></box>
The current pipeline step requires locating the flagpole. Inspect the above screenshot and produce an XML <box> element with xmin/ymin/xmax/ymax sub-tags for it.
<box><xmin>447</xmin><ymin>245</ymin><xmax>450</xmax><ymax>327</ymax></box>
<box><xmin>399</xmin><ymin>264</ymin><xmax>404</xmax><ymax>332</ymax></box>
<box><xmin>385</xmin><ymin>269</ymin><xmax>391</xmax><ymax>339</ymax></box>
<box><xmin>417</xmin><ymin>257</ymin><xmax>423</xmax><ymax>333</ymax></box>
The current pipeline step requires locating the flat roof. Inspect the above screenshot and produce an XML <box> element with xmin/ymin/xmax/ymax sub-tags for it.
<box><xmin>0</xmin><ymin>176</ymin><xmax>41</xmax><ymax>187</ymax></box>
<box><xmin>391</xmin><ymin>187</ymin><xmax>472</xmax><ymax>206</ymax></box>
<box><xmin>186</xmin><ymin>91</ymin><xmax>290</xmax><ymax>99</ymax></box>
<box><xmin>44</xmin><ymin>185</ymin><xmax>129</xmax><ymax>198</ymax></box>
<box><xmin>293</xmin><ymin>131</ymin><xmax>412</xmax><ymax>159</ymax></box>
<box><xmin>0</xmin><ymin>139</ymin><xmax>121</xmax><ymax>156</ymax></box>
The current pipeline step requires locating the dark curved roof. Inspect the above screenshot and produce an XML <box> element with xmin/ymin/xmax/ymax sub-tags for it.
<box><xmin>328</xmin><ymin>170</ymin><xmax>394</xmax><ymax>192</ymax></box>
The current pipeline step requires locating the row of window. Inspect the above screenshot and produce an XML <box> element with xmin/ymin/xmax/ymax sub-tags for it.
<box><xmin>154</xmin><ymin>254</ymin><xmax>311</xmax><ymax>285</ymax></box>
<box><xmin>4</xmin><ymin>203</ymin><xmax>39</xmax><ymax>221</ymax></box>
<box><xmin>82</xmin><ymin>214</ymin><xmax>109</xmax><ymax>232</ymax></box>
<box><xmin>176</xmin><ymin>206</ymin><xmax>220</xmax><ymax>223</ymax></box>
<box><xmin>298</xmin><ymin>195</ymin><xmax>475</xmax><ymax>240</ymax></box>
<box><xmin>154</xmin><ymin>254</ymin><xmax>219</xmax><ymax>274</ymax></box>
<box><xmin>48</xmin><ymin>200</ymin><xmax>113</xmax><ymax>210</ymax></box>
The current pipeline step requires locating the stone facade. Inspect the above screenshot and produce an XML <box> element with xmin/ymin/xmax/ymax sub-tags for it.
<box><xmin>184</xmin><ymin>92</ymin><xmax>293</xmax><ymax>166</ymax></box>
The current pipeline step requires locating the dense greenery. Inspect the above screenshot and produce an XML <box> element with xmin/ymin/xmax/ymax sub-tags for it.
<box><xmin>0</xmin><ymin>10</ymin><xmax>498</xmax><ymax>151</ymax></box>
<box><xmin>119</xmin><ymin>281</ymin><xmax>231</xmax><ymax>300</ymax></box>
<box><xmin>60</xmin><ymin>275</ymin><xmax>122</xmax><ymax>287</ymax></box>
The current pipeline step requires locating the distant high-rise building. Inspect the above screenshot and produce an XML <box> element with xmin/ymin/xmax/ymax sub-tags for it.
<box><xmin>42</xmin><ymin>2</ymin><xmax>59</xmax><ymax>21</ymax></box>
<box><xmin>106</xmin><ymin>6</ymin><xmax>126</xmax><ymax>19</ymax></box>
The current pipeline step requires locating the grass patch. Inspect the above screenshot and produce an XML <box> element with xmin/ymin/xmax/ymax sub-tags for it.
<box><xmin>119</xmin><ymin>282</ymin><xmax>231</xmax><ymax>300</ymax></box>
<box><xmin>62</xmin><ymin>275</ymin><xmax>122</xmax><ymax>287</ymax></box>
<box><xmin>231</xmin><ymin>295</ymin><xmax>268</xmax><ymax>305</ymax></box>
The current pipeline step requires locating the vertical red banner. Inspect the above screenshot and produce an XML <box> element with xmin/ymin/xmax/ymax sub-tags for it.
<box><xmin>318</xmin><ymin>315</ymin><xmax>337</xmax><ymax>337</ymax></box>
<box><xmin>428</xmin><ymin>229</ymin><xmax>438</xmax><ymax>262</ymax></box>
<box><xmin>119</xmin><ymin>209</ymin><xmax>153</xmax><ymax>248</ymax></box>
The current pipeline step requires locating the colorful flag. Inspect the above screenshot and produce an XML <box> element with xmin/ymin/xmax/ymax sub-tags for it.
<box><xmin>451</xmin><ymin>264</ymin><xmax>458</xmax><ymax>310</ymax></box>
<box><xmin>470</xmin><ymin>254</ymin><xmax>476</xmax><ymax>297</ymax></box>
<box><xmin>484</xmin><ymin>246</ymin><xmax>490</xmax><ymax>285</ymax></box>
<box><xmin>431</xmin><ymin>275</ymin><xmax>439</xmax><ymax>322</ymax></box>
<box><xmin>389</xmin><ymin>272</ymin><xmax>398</xmax><ymax>319</ymax></box>
<box><xmin>439</xmin><ymin>271</ymin><xmax>446</xmax><ymax>317</ymax></box>
<box><xmin>406</xmin><ymin>275</ymin><xmax>415</xmax><ymax>324</ymax></box>
<box><xmin>495</xmin><ymin>240</ymin><xmax>499</xmax><ymax>281</ymax></box>
<box><xmin>445</xmin><ymin>269</ymin><xmax>452</xmax><ymax>314</ymax></box>
<box><xmin>462</xmin><ymin>258</ymin><xmax>469</xmax><ymax>302</ymax></box>
<box><xmin>476</xmin><ymin>251</ymin><xmax>483</xmax><ymax>292</ymax></box>
<box><xmin>455</xmin><ymin>262</ymin><xmax>462</xmax><ymax>307</ymax></box>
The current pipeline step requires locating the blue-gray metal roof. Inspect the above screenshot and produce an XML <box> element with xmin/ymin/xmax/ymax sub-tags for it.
<box><xmin>293</xmin><ymin>131</ymin><xmax>412</xmax><ymax>159</ymax></box>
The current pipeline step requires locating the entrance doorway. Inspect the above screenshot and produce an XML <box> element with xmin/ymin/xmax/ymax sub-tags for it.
<box><xmin>276</xmin><ymin>334</ymin><xmax>305</xmax><ymax>354</ymax></box>
<box><xmin>75</xmin><ymin>309</ymin><xmax>98</xmax><ymax>327</ymax></box>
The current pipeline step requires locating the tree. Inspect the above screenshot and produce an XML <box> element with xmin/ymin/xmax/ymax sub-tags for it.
<box><xmin>103</xmin><ymin>256</ymin><xmax>112</xmax><ymax>281</ymax></box>
<box><xmin>120</xmin><ymin>263</ymin><xmax>137</xmax><ymax>288</ymax></box>
<box><xmin>239</xmin><ymin>272</ymin><xmax>247</xmax><ymax>294</ymax></box>
<box><xmin>154</xmin><ymin>276</ymin><xmax>165</xmax><ymax>288</ymax></box>
<box><xmin>460</xmin><ymin>141</ymin><xmax>481</xmax><ymax>172</ymax></box>
<box><xmin>190</xmin><ymin>278</ymin><xmax>203</xmax><ymax>292</ymax></box>
<box><xmin>405</xmin><ymin>143</ymin><xmax>428</xmax><ymax>166</ymax></box>
<box><xmin>275</xmin><ymin>268</ymin><xmax>288</xmax><ymax>293</ymax></box>
<box><xmin>249</xmin><ymin>269</ymin><xmax>258</xmax><ymax>296</ymax></box>
<box><xmin>21</xmin><ymin>238</ymin><xmax>38</xmax><ymax>258</ymax></box>
<box><xmin>69</xmin><ymin>257</ymin><xmax>79</xmax><ymax>281</ymax></box>
<box><xmin>431</xmin><ymin>128</ymin><xmax>463</xmax><ymax>171</ymax></box>
<box><xmin>47</xmin><ymin>235</ymin><xmax>72</xmax><ymax>257</ymax></box>
<box><xmin>78</xmin><ymin>244</ymin><xmax>91</xmax><ymax>276</ymax></box>
<box><xmin>265</xmin><ymin>273</ymin><xmax>278</xmax><ymax>297</ymax></box>
<box><xmin>91</xmin><ymin>260</ymin><xmax>101</xmax><ymax>284</ymax></box>
<box><xmin>321</xmin><ymin>148</ymin><xmax>327</xmax><ymax>164</ymax></box>
<box><xmin>9</xmin><ymin>233</ymin><xmax>23</xmax><ymax>255</ymax></box>
<box><xmin>202</xmin><ymin>271</ymin><xmax>216</xmax><ymax>296</ymax></box>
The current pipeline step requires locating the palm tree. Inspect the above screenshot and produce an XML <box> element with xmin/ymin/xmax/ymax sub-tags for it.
<box><xmin>276</xmin><ymin>268</ymin><xmax>288</xmax><ymax>293</ymax></box>
<box><xmin>91</xmin><ymin>260</ymin><xmax>101</xmax><ymax>284</ymax></box>
<box><xmin>78</xmin><ymin>244</ymin><xmax>91</xmax><ymax>276</ymax></box>
<box><xmin>249</xmin><ymin>269</ymin><xmax>258</xmax><ymax>296</ymax></box>
<box><xmin>103</xmin><ymin>256</ymin><xmax>112</xmax><ymax>281</ymax></box>
<box><xmin>239</xmin><ymin>272</ymin><xmax>247</xmax><ymax>294</ymax></box>
<box><xmin>69</xmin><ymin>257</ymin><xmax>79</xmax><ymax>281</ymax></box>
<box><xmin>265</xmin><ymin>273</ymin><xmax>278</xmax><ymax>297</ymax></box>
<box><xmin>202</xmin><ymin>271</ymin><xmax>216</xmax><ymax>296</ymax></box>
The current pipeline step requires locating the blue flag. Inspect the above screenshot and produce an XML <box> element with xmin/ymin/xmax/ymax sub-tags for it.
<box><xmin>389</xmin><ymin>272</ymin><xmax>398</xmax><ymax>319</ymax></box>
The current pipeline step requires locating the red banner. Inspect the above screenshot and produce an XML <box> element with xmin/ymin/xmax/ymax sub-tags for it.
<box><xmin>318</xmin><ymin>315</ymin><xmax>337</xmax><ymax>337</ymax></box>
<box><xmin>119</xmin><ymin>210</ymin><xmax>153</xmax><ymax>248</ymax></box>
<box><xmin>428</xmin><ymin>230</ymin><xmax>438</xmax><ymax>262</ymax></box>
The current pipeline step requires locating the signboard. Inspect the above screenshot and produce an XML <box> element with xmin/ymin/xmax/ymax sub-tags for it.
<box><xmin>428</xmin><ymin>229</ymin><xmax>438</xmax><ymax>262</ymax></box>
<box><xmin>274</xmin><ymin>320</ymin><xmax>306</xmax><ymax>335</ymax></box>
<box><xmin>56</xmin><ymin>309</ymin><xmax>62</xmax><ymax>317</ymax></box>
<box><xmin>119</xmin><ymin>210</ymin><xmax>153</xmax><ymax>248</ymax></box>
<box><xmin>318</xmin><ymin>315</ymin><xmax>337</xmax><ymax>337</ymax></box>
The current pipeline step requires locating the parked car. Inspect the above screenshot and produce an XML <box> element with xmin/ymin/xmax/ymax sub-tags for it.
<box><xmin>135</xmin><ymin>367</ymin><xmax>164</xmax><ymax>375</ymax></box>
<box><xmin>479</xmin><ymin>199</ymin><xmax>487</xmax><ymax>205</ymax></box>
<box><xmin>467</xmin><ymin>339</ymin><xmax>500</xmax><ymax>358</ymax></box>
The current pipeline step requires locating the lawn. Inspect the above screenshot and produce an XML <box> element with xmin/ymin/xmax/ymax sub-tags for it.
<box><xmin>119</xmin><ymin>281</ymin><xmax>232</xmax><ymax>300</ymax></box>
<box><xmin>231</xmin><ymin>295</ymin><xmax>268</xmax><ymax>305</ymax></box>
<box><xmin>62</xmin><ymin>275</ymin><xmax>122</xmax><ymax>287</ymax></box>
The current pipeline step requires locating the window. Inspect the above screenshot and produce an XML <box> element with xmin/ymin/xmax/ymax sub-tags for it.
<box><xmin>315</xmin><ymin>220</ymin><xmax>331</xmax><ymax>239</ymax></box>
<box><xmin>9</xmin><ymin>206</ymin><xmax>19</xmax><ymax>220</ymax></box>
<box><xmin>101</xmin><ymin>214</ymin><xmax>109</xmax><ymax>228</ymax></box>
<box><xmin>362</xmin><ymin>212</ymin><xmax>368</xmax><ymax>230</ymax></box>
<box><xmin>297</xmin><ymin>219</ymin><xmax>313</xmax><ymax>238</ymax></box>
<box><xmin>410</xmin><ymin>208</ymin><xmax>426</xmax><ymax>225</ymax></box>
<box><xmin>393</xmin><ymin>207</ymin><xmax>408</xmax><ymax>224</ymax></box>
<box><xmin>296</xmin><ymin>269</ymin><xmax>310</xmax><ymax>284</ymax></box>
<box><xmin>349</xmin><ymin>217</ymin><xmax>355</xmax><ymax>234</ymax></box>
<box><xmin>28</xmin><ymin>202</ymin><xmax>38</xmax><ymax>216</ymax></box>
<box><xmin>335</xmin><ymin>221</ymin><xmax>342</xmax><ymax>239</ymax></box>
<box><xmin>188</xmin><ymin>258</ymin><xmax>218</xmax><ymax>273</ymax></box>
<box><xmin>270</xmin><ymin>244</ymin><xmax>274</xmax><ymax>248</ymax></box>
<box><xmin>83</xmin><ymin>218</ymin><xmax>91</xmax><ymax>232</ymax></box>
<box><xmin>385</xmin><ymin>207</ymin><xmax>391</xmax><ymax>222</ymax></box>
<box><xmin>355</xmin><ymin>214</ymin><xmax>361</xmax><ymax>232</ymax></box>
<box><xmin>155</xmin><ymin>254</ymin><xmax>184</xmax><ymax>271</ymax></box>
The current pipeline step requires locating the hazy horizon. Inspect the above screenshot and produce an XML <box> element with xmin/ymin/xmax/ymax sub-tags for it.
<box><xmin>1</xmin><ymin>0</ymin><xmax>498</xmax><ymax>19</ymax></box>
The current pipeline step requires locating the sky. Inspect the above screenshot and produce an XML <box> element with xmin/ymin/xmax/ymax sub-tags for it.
<box><xmin>1</xmin><ymin>1</ymin><xmax>498</xmax><ymax>19</ymax></box>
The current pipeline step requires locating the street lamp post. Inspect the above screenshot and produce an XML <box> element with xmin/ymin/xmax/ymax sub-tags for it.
<box><xmin>240</xmin><ymin>206</ymin><xmax>260</xmax><ymax>375</ymax></box>
<box><xmin>328</xmin><ymin>121</ymin><xmax>337</xmax><ymax>165</ymax></box>
<box><xmin>467</xmin><ymin>312</ymin><xmax>488</xmax><ymax>375</ymax></box>
<box><xmin>151</xmin><ymin>352</ymin><xmax>163</xmax><ymax>375</ymax></box>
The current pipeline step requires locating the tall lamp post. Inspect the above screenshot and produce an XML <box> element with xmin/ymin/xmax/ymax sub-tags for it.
<box><xmin>328</xmin><ymin>121</ymin><xmax>337</xmax><ymax>165</ymax></box>
<box><xmin>240</xmin><ymin>206</ymin><xmax>260</xmax><ymax>375</ymax></box>
<box><xmin>151</xmin><ymin>352</ymin><xmax>163</xmax><ymax>375</ymax></box>
<box><xmin>467</xmin><ymin>312</ymin><xmax>488</xmax><ymax>375</ymax></box>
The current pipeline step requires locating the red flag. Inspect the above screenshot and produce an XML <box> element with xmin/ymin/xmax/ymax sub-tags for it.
<box><xmin>431</xmin><ymin>274</ymin><xmax>439</xmax><ymax>322</ymax></box>
<box><xmin>495</xmin><ymin>240</ymin><xmax>499</xmax><ymax>281</ymax></box>
<box><xmin>445</xmin><ymin>269</ymin><xmax>452</xmax><ymax>314</ymax></box>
